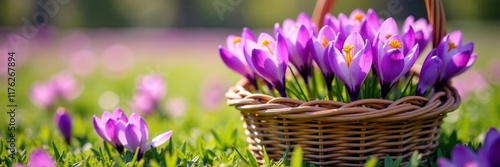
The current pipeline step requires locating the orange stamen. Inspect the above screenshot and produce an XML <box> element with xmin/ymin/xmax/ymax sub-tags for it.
<box><xmin>343</xmin><ymin>45</ymin><xmax>354</xmax><ymax>67</ymax></box>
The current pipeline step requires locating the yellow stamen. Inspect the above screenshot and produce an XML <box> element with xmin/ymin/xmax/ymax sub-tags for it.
<box><xmin>389</xmin><ymin>40</ymin><xmax>402</xmax><ymax>49</ymax></box>
<box><xmin>233</xmin><ymin>37</ymin><xmax>241</xmax><ymax>45</ymax></box>
<box><xmin>321</xmin><ymin>36</ymin><xmax>328</xmax><ymax>48</ymax></box>
<box><xmin>448</xmin><ymin>42</ymin><xmax>457</xmax><ymax>52</ymax></box>
<box><xmin>343</xmin><ymin>45</ymin><xmax>354</xmax><ymax>67</ymax></box>
<box><xmin>385</xmin><ymin>34</ymin><xmax>392</xmax><ymax>40</ymax></box>
<box><xmin>354</xmin><ymin>13</ymin><xmax>364</xmax><ymax>22</ymax></box>
<box><xmin>262</xmin><ymin>39</ymin><xmax>274</xmax><ymax>54</ymax></box>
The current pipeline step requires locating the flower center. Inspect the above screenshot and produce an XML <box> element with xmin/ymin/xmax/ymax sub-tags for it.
<box><xmin>233</xmin><ymin>37</ymin><xmax>241</xmax><ymax>45</ymax></box>
<box><xmin>343</xmin><ymin>45</ymin><xmax>354</xmax><ymax>67</ymax></box>
<box><xmin>389</xmin><ymin>40</ymin><xmax>402</xmax><ymax>49</ymax></box>
<box><xmin>321</xmin><ymin>36</ymin><xmax>328</xmax><ymax>48</ymax></box>
<box><xmin>354</xmin><ymin>13</ymin><xmax>364</xmax><ymax>22</ymax></box>
<box><xmin>448</xmin><ymin>42</ymin><xmax>457</xmax><ymax>52</ymax></box>
<box><xmin>262</xmin><ymin>39</ymin><xmax>274</xmax><ymax>54</ymax></box>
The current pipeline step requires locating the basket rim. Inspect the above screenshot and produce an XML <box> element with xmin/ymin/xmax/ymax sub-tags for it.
<box><xmin>225</xmin><ymin>68</ymin><xmax>461</xmax><ymax>122</ymax></box>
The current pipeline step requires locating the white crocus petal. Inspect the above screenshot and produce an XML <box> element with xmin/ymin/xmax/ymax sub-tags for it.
<box><xmin>144</xmin><ymin>131</ymin><xmax>173</xmax><ymax>152</ymax></box>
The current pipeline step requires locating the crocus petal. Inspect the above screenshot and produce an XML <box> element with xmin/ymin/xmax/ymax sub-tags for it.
<box><xmin>251</xmin><ymin>49</ymin><xmax>280</xmax><ymax>84</ymax></box>
<box><xmin>124</xmin><ymin>124</ymin><xmax>143</xmax><ymax>152</ymax></box>
<box><xmin>447</xmin><ymin>30</ymin><xmax>463</xmax><ymax>47</ymax></box>
<box><xmin>105</xmin><ymin>119</ymin><xmax>118</xmax><ymax>144</ymax></box>
<box><xmin>145</xmin><ymin>131</ymin><xmax>173</xmax><ymax>152</ymax></box>
<box><xmin>257</xmin><ymin>33</ymin><xmax>276</xmax><ymax>52</ymax></box>
<box><xmin>275</xmin><ymin>33</ymin><xmax>289</xmax><ymax>75</ymax></box>
<box><xmin>488</xmin><ymin>138</ymin><xmax>500</xmax><ymax>166</ymax></box>
<box><xmin>113</xmin><ymin>108</ymin><xmax>128</xmax><ymax>122</ymax></box>
<box><xmin>128</xmin><ymin>113</ymin><xmax>149</xmax><ymax>147</ymax></box>
<box><xmin>399</xmin><ymin>44</ymin><xmax>419</xmax><ymax>79</ymax></box>
<box><xmin>116</xmin><ymin>120</ymin><xmax>129</xmax><ymax>150</ymax></box>
<box><xmin>327</xmin><ymin>43</ymin><xmax>350</xmax><ymax>87</ymax></box>
<box><xmin>378</xmin><ymin>18</ymin><xmax>399</xmax><ymax>43</ymax></box>
<box><xmin>483</xmin><ymin>128</ymin><xmax>500</xmax><ymax>154</ymax></box>
<box><xmin>451</xmin><ymin>145</ymin><xmax>477</xmax><ymax>167</ymax></box>
<box><xmin>226</xmin><ymin>35</ymin><xmax>239</xmax><ymax>53</ymax></box>
<box><xmin>380</xmin><ymin>49</ymin><xmax>405</xmax><ymax>85</ymax></box>
<box><xmin>417</xmin><ymin>52</ymin><xmax>442</xmax><ymax>96</ymax></box>
<box><xmin>441</xmin><ymin>51</ymin><xmax>472</xmax><ymax>80</ymax></box>
<box><xmin>241</xmin><ymin>27</ymin><xmax>256</xmax><ymax>42</ymax></box>
<box><xmin>349</xmin><ymin>40</ymin><xmax>372</xmax><ymax>91</ymax></box>
<box><xmin>437</xmin><ymin>158</ymin><xmax>457</xmax><ymax>167</ymax></box>
<box><xmin>344</xmin><ymin>32</ymin><xmax>365</xmax><ymax>55</ymax></box>
<box><xmin>54</xmin><ymin>108</ymin><xmax>72</xmax><ymax>144</ymax></box>
<box><xmin>92</xmin><ymin>116</ymin><xmax>110</xmax><ymax>142</ymax></box>
<box><xmin>402</xmin><ymin>26</ymin><xmax>415</xmax><ymax>55</ymax></box>
<box><xmin>219</xmin><ymin>46</ymin><xmax>250</xmax><ymax>77</ymax></box>
<box><xmin>28</xmin><ymin>149</ymin><xmax>56</xmax><ymax>167</ymax></box>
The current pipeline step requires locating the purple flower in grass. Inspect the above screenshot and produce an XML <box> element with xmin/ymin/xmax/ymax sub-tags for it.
<box><xmin>403</xmin><ymin>16</ymin><xmax>432</xmax><ymax>55</ymax></box>
<box><xmin>14</xmin><ymin>149</ymin><xmax>56</xmax><ymax>167</ymax></box>
<box><xmin>309</xmin><ymin>25</ymin><xmax>338</xmax><ymax>97</ymax></box>
<box><xmin>54</xmin><ymin>107</ymin><xmax>72</xmax><ymax>144</ymax></box>
<box><xmin>93</xmin><ymin>108</ymin><xmax>129</xmax><ymax>153</ymax></box>
<box><xmin>437</xmin><ymin>31</ymin><xmax>476</xmax><ymax>87</ymax></box>
<box><xmin>326</xmin><ymin>32</ymin><xmax>372</xmax><ymax>102</ymax></box>
<box><xmin>51</xmin><ymin>72</ymin><xmax>81</xmax><ymax>100</ymax></box>
<box><xmin>249</xmin><ymin>33</ymin><xmax>289</xmax><ymax>97</ymax></box>
<box><xmin>373</xmin><ymin>19</ymin><xmax>419</xmax><ymax>98</ymax></box>
<box><xmin>438</xmin><ymin>128</ymin><xmax>500</xmax><ymax>167</ymax></box>
<box><xmin>132</xmin><ymin>74</ymin><xmax>166</xmax><ymax>115</ymax></box>
<box><xmin>116</xmin><ymin>113</ymin><xmax>172</xmax><ymax>159</ymax></box>
<box><xmin>219</xmin><ymin>27</ymin><xmax>258</xmax><ymax>89</ymax></box>
<box><xmin>416</xmin><ymin>49</ymin><xmax>442</xmax><ymax>96</ymax></box>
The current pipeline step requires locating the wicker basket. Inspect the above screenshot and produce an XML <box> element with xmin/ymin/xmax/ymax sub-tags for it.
<box><xmin>225</xmin><ymin>0</ymin><xmax>461</xmax><ymax>166</ymax></box>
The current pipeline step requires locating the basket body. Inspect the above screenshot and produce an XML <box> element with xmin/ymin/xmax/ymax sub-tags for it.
<box><xmin>226</xmin><ymin>80</ymin><xmax>460</xmax><ymax>166</ymax></box>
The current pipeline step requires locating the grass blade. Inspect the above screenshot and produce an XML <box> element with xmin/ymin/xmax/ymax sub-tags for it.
<box><xmin>291</xmin><ymin>146</ymin><xmax>303</xmax><ymax>167</ymax></box>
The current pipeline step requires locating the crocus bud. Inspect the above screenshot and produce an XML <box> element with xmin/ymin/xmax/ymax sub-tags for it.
<box><xmin>416</xmin><ymin>49</ymin><xmax>442</xmax><ymax>96</ymax></box>
<box><xmin>54</xmin><ymin>107</ymin><xmax>72</xmax><ymax>144</ymax></box>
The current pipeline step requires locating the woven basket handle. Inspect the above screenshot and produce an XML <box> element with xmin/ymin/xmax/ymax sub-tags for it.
<box><xmin>311</xmin><ymin>0</ymin><xmax>446</xmax><ymax>48</ymax></box>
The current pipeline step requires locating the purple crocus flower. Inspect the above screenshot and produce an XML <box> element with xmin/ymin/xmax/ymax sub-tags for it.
<box><xmin>309</xmin><ymin>25</ymin><xmax>338</xmax><ymax>98</ymax></box>
<box><xmin>92</xmin><ymin>108</ymin><xmax>129</xmax><ymax>153</ymax></box>
<box><xmin>373</xmin><ymin>19</ymin><xmax>419</xmax><ymax>98</ymax></box>
<box><xmin>249</xmin><ymin>33</ymin><xmax>289</xmax><ymax>97</ymax></box>
<box><xmin>339</xmin><ymin>9</ymin><xmax>380</xmax><ymax>43</ymax></box>
<box><xmin>116</xmin><ymin>113</ymin><xmax>173</xmax><ymax>159</ymax></box>
<box><xmin>219</xmin><ymin>27</ymin><xmax>258</xmax><ymax>89</ymax></box>
<box><xmin>416</xmin><ymin>49</ymin><xmax>442</xmax><ymax>96</ymax></box>
<box><xmin>403</xmin><ymin>16</ymin><xmax>432</xmax><ymax>55</ymax></box>
<box><xmin>14</xmin><ymin>149</ymin><xmax>56</xmax><ymax>167</ymax></box>
<box><xmin>132</xmin><ymin>74</ymin><xmax>166</xmax><ymax>115</ymax></box>
<box><xmin>437</xmin><ymin>31</ymin><xmax>476</xmax><ymax>87</ymax></box>
<box><xmin>50</xmin><ymin>73</ymin><xmax>80</xmax><ymax>100</ymax></box>
<box><xmin>324</xmin><ymin>13</ymin><xmax>340</xmax><ymax>34</ymax></box>
<box><xmin>277</xmin><ymin>24</ymin><xmax>312</xmax><ymax>84</ymax></box>
<box><xmin>326</xmin><ymin>32</ymin><xmax>372</xmax><ymax>101</ymax></box>
<box><xmin>30</xmin><ymin>82</ymin><xmax>55</xmax><ymax>109</ymax></box>
<box><xmin>438</xmin><ymin>128</ymin><xmax>500</xmax><ymax>167</ymax></box>
<box><xmin>54</xmin><ymin>107</ymin><xmax>72</xmax><ymax>144</ymax></box>
<box><xmin>137</xmin><ymin>74</ymin><xmax>166</xmax><ymax>103</ymax></box>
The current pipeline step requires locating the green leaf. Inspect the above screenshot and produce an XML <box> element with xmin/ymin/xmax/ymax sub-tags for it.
<box><xmin>246</xmin><ymin>149</ymin><xmax>259</xmax><ymax>167</ymax></box>
<box><xmin>384</xmin><ymin>155</ymin><xmax>392</xmax><ymax>167</ymax></box>
<box><xmin>232</xmin><ymin>146</ymin><xmax>249</xmax><ymax>165</ymax></box>
<box><xmin>166</xmin><ymin>152</ymin><xmax>178</xmax><ymax>167</ymax></box>
<box><xmin>364</xmin><ymin>157</ymin><xmax>378</xmax><ymax>167</ymax></box>
<box><xmin>51</xmin><ymin>141</ymin><xmax>61</xmax><ymax>162</ymax></box>
<box><xmin>291</xmin><ymin>146</ymin><xmax>303</xmax><ymax>167</ymax></box>
<box><xmin>393</xmin><ymin>158</ymin><xmax>403</xmax><ymax>167</ymax></box>
<box><xmin>279</xmin><ymin>146</ymin><xmax>292</xmax><ymax>165</ymax></box>
<box><xmin>103</xmin><ymin>141</ymin><xmax>112</xmax><ymax>159</ymax></box>
<box><xmin>263</xmin><ymin>146</ymin><xmax>270</xmax><ymax>166</ymax></box>
<box><xmin>187</xmin><ymin>155</ymin><xmax>199</xmax><ymax>167</ymax></box>
<box><xmin>289</xmin><ymin>65</ymin><xmax>308</xmax><ymax>101</ymax></box>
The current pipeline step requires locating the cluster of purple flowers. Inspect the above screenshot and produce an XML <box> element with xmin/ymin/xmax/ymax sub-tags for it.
<box><xmin>30</xmin><ymin>73</ymin><xmax>81</xmax><ymax>109</ymax></box>
<box><xmin>93</xmin><ymin>108</ymin><xmax>172</xmax><ymax>158</ymax></box>
<box><xmin>131</xmin><ymin>74</ymin><xmax>166</xmax><ymax>115</ymax></box>
<box><xmin>438</xmin><ymin>128</ymin><xmax>500</xmax><ymax>167</ymax></box>
<box><xmin>219</xmin><ymin>9</ymin><xmax>476</xmax><ymax>101</ymax></box>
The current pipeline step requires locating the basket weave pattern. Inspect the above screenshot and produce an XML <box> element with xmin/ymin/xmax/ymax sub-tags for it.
<box><xmin>226</xmin><ymin>77</ymin><xmax>460</xmax><ymax>166</ymax></box>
